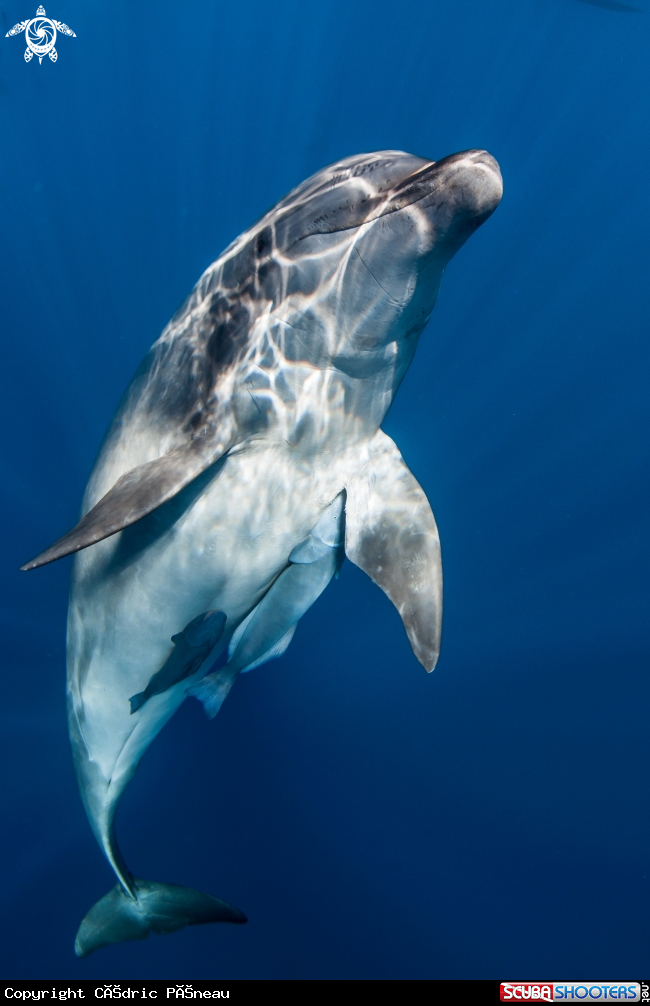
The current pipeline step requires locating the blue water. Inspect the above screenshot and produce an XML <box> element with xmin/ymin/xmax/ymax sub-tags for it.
<box><xmin>1</xmin><ymin>0</ymin><xmax>649</xmax><ymax>981</ymax></box>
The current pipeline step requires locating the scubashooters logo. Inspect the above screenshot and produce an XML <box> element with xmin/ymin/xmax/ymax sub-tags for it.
<box><xmin>500</xmin><ymin>985</ymin><xmax>642</xmax><ymax>1002</ymax></box>
<box><xmin>5</xmin><ymin>6</ymin><xmax>75</xmax><ymax>64</ymax></box>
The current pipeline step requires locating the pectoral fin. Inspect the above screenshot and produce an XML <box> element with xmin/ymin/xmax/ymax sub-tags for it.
<box><xmin>21</xmin><ymin>441</ymin><xmax>229</xmax><ymax>571</ymax></box>
<box><xmin>345</xmin><ymin>431</ymin><xmax>442</xmax><ymax>672</ymax></box>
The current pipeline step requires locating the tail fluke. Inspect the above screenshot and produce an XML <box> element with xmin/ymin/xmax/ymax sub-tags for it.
<box><xmin>74</xmin><ymin>877</ymin><xmax>247</xmax><ymax>957</ymax></box>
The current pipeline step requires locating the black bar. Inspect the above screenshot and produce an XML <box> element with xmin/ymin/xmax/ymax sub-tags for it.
<box><xmin>0</xmin><ymin>986</ymin><xmax>232</xmax><ymax>1000</ymax></box>
<box><xmin>0</xmin><ymin>979</ymin><xmax>496</xmax><ymax>997</ymax></box>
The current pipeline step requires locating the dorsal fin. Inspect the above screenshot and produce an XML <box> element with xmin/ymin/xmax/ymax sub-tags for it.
<box><xmin>21</xmin><ymin>440</ymin><xmax>228</xmax><ymax>571</ymax></box>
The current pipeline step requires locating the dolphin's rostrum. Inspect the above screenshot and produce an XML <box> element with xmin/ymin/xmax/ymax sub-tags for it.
<box><xmin>23</xmin><ymin>149</ymin><xmax>503</xmax><ymax>955</ymax></box>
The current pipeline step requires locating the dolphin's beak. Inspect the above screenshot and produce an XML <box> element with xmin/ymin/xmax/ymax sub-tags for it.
<box><xmin>391</xmin><ymin>149</ymin><xmax>503</xmax><ymax>222</ymax></box>
<box><xmin>384</xmin><ymin>149</ymin><xmax>503</xmax><ymax>262</ymax></box>
<box><xmin>431</xmin><ymin>149</ymin><xmax>503</xmax><ymax>223</ymax></box>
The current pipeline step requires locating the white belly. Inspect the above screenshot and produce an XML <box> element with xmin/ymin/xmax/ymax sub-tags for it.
<box><xmin>67</xmin><ymin>438</ymin><xmax>348</xmax><ymax>798</ymax></box>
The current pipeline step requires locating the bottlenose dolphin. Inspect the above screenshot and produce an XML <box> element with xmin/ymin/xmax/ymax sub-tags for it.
<box><xmin>22</xmin><ymin>148</ymin><xmax>503</xmax><ymax>956</ymax></box>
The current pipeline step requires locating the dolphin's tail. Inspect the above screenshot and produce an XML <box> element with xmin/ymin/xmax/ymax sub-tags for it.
<box><xmin>74</xmin><ymin>877</ymin><xmax>247</xmax><ymax>957</ymax></box>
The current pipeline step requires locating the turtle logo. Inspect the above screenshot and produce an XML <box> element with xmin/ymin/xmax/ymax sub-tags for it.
<box><xmin>5</xmin><ymin>5</ymin><xmax>76</xmax><ymax>64</ymax></box>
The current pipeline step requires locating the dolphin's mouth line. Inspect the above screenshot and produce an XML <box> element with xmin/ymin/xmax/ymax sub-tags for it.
<box><xmin>286</xmin><ymin>185</ymin><xmax>436</xmax><ymax>251</ymax></box>
<box><xmin>286</xmin><ymin>155</ymin><xmax>500</xmax><ymax>249</ymax></box>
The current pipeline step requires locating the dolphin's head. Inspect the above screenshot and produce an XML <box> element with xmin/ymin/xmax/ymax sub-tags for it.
<box><xmin>198</xmin><ymin>150</ymin><xmax>501</xmax><ymax>436</ymax></box>
<box><xmin>229</xmin><ymin>150</ymin><xmax>502</xmax><ymax>375</ymax></box>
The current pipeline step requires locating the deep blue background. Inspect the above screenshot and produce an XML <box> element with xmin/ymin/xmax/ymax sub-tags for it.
<box><xmin>1</xmin><ymin>0</ymin><xmax>649</xmax><ymax>980</ymax></box>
